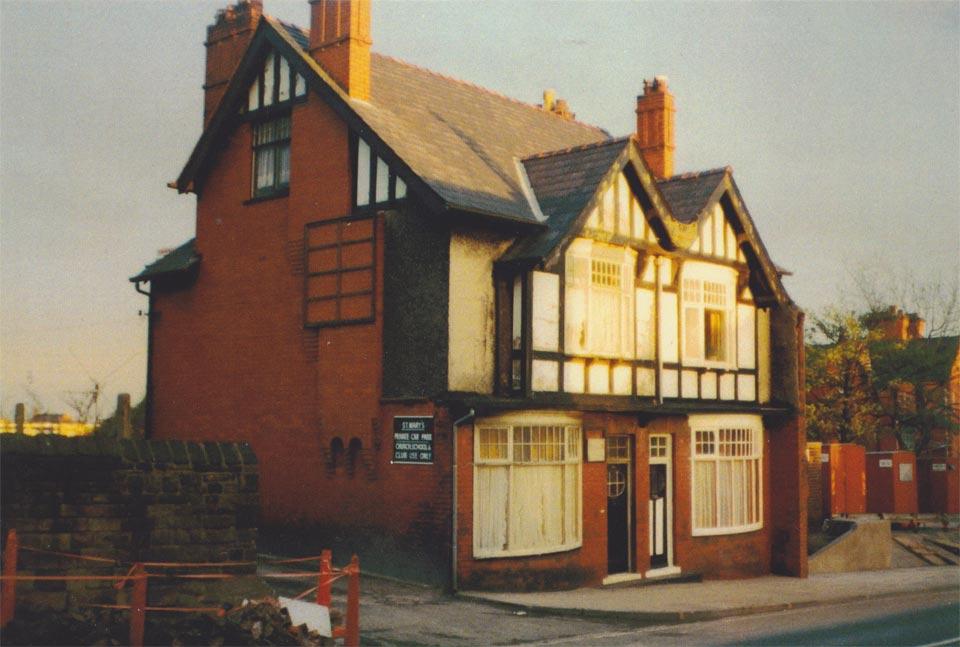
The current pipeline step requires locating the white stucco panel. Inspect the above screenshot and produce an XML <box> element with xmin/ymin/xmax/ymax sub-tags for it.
<box><xmin>532</xmin><ymin>271</ymin><xmax>560</xmax><ymax>351</ymax></box>
<box><xmin>737</xmin><ymin>303</ymin><xmax>756</xmax><ymax>369</ymax></box>
<box><xmin>448</xmin><ymin>231</ymin><xmax>513</xmax><ymax>393</ymax></box>
<box><xmin>636</xmin><ymin>288</ymin><xmax>656</xmax><ymax>360</ymax></box>
<box><xmin>531</xmin><ymin>359</ymin><xmax>559</xmax><ymax>392</ymax></box>
<box><xmin>659</xmin><ymin>292</ymin><xmax>678</xmax><ymax>363</ymax></box>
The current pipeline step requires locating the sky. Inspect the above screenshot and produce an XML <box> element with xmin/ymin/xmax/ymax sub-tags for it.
<box><xmin>1</xmin><ymin>0</ymin><xmax>958</xmax><ymax>420</ymax></box>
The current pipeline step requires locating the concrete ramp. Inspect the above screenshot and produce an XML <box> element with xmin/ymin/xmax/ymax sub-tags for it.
<box><xmin>809</xmin><ymin>518</ymin><xmax>892</xmax><ymax>574</ymax></box>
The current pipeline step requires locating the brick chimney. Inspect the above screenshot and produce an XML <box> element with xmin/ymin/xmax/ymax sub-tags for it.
<box><xmin>204</xmin><ymin>0</ymin><xmax>263</xmax><ymax>126</ymax></box>
<box><xmin>309</xmin><ymin>0</ymin><xmax>371</xmax><ymax>101</ymax></box>
<box><xmin>635</xmin><ymin>76</ymin><xmax>676</xmax><ymax>179</ymax></box>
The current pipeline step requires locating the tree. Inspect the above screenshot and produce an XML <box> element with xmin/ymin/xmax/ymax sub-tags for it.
<box><xmin>805</xmin><ymin>310</ymin><xmax>881</xmax><ymax>444</ymax></box>
<box><xmin>847</xmin><ymin>263</ymin><xmax>959</xmax><ymax>337</ymax></box>
<box><xmin>870</xmin><ymin>336</ymin><xmax>959</xmax><ymax>455</ymax></box>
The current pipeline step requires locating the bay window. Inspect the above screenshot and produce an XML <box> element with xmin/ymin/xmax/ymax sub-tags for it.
<box><xmin>474</xmin><ymin>420</ymin><xmax>581</xmax><ymax>558</ymax></box>
<box><xmin>690</xmin><ymin>415</ymin><xmax>762</xmax><ymax>535</ymax></box>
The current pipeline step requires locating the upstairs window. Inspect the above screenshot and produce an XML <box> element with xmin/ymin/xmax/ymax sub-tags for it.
<box><xmin>564</xmin><ymin>240</ymin><xmax>635</xmax><ymax>358</ymax></box>
<box><xmin>244</xmin><ymin>51</ymin><xmax>305</xmax><ymax>200</ymax></box>
<box><xmin>681</xmin><ymin>263</ymin><xmax>735</xmax><ymax>366</ymax></box>
<box><xmin>252</xmin><ymin>116</ymin><xmax>291</xmax><ymax>197</ymax></box>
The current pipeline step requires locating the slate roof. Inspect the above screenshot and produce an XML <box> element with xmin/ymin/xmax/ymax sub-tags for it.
<box><xmin>657</xmin><ymin>168</ymin><xmax>729</xmax><ymax>223</ymax></box>
<box><xmin>130</xmin><ymin>238</ymin><xmax>199</xmax><ymax>282</ymax></box>
<box><xmin>500</xmin><ymin>138</ymin><xmax>631</xmax><ymax>264</ymax></box>
<box><xmin>277</xmin><ymin>23</ymin><xmax>609</xmax><ymax>224</ymax></box>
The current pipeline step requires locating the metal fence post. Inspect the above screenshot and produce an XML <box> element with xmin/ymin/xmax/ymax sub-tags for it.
<box><xmin>345</xmin><ymin>554</ymin><xmax>360</xmax><ymax>647</ymax></box>
<box><xmin>317</xmin><ymin>548</ymin><xmax>332</xmax><ymax>607</ymax></box>
<box><xmin>1</xmin><ymin>529</ymin><xmax>18</xmax><ymax>628</ymax></box>
<box><xmin>128</xmin><ymin>563</ymin><xmax>147</xmax><ymax>647</ymax></box>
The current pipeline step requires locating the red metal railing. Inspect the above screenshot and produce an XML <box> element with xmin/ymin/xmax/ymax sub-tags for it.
<box><xmin>0</xmin><ymin>529</ymin><xmax>360</xmax><ymax>646</ymax></box>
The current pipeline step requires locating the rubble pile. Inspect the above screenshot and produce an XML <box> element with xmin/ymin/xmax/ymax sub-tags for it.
<box><xmin>1</xmin><ymin>598</ymin><xmax>340</xmax><ymax>646</ymax></box>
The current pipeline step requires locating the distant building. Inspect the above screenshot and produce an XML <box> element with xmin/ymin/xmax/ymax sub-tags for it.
<box><xmin>131</xmin><ymin>0</ymin><xmax>807</xmax><ymax>589</ymax></box>
<box><xmin>0</xmin><ymin>413</ymin><xmax>94</xmax><ymax>437</ymax></box>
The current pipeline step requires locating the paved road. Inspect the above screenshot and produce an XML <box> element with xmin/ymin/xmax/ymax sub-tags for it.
<box><xmin>261</xmin><ymin>565</ymin><xmax>958</xmax><ymax>646</ymax></box>
<box><xmin>531</xmin><ymin>590</ymin><xmax>959</xmax><ymax>647</ymax></box>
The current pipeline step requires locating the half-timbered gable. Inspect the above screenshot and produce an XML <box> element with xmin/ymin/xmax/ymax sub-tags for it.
<box><xmin>497</xmin><ymin>139</ymin><xmax>785</xmax><ymax>408</ymax></box>
<box><xmin>133</xmin><ymin>0</ymin><xmax>806</xmax><ymax>591</ymax></box>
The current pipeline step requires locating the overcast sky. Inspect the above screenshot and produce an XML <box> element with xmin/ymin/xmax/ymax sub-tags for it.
<box><xmin>2</xmin><ymin>0</ymin><xmax>958</xmax><ymax>420</ymax></box>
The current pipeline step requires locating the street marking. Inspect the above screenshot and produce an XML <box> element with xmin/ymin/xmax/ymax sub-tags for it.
<box><xmin>913</xmin><ymin>639</ymin><xmax>960</xmax><ymax>647</ymax></box>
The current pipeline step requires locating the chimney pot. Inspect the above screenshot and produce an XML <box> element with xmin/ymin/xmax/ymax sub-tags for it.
<box><xmin>543</xmin><ymin>89</ymin><xmax>556</xmax><ymax>112</ymax></box>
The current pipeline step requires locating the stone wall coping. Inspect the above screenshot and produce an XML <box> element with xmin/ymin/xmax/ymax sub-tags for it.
<box><xmin>0</xmin><ymin>433</ymin><xmax>257</xmax><ymax>467</ymax></box>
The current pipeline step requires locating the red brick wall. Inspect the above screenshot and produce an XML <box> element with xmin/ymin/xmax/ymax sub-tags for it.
<box><xmin>150</xmin><ymin>94</ymin><xmax>381</xmax><ymax>526</ymax></box>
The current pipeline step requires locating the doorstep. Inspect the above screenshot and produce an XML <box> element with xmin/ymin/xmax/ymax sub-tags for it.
<box><xmin>602</xmin><ymin>568</ymin><xmax>701</xmax><ymax>588</ymax></box>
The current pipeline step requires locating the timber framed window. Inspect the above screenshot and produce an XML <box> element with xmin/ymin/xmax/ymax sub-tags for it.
<box><xmin>690</xmin><ymin>415</ymin><xmax>762</xmax><ymax>535</ymax></box>
<box><xmin>304</xmin><ymin>216</ymin><xmax>375</xmax><ymax>326</ymax></box>
<box><xmin>681</xmin><ymin>263</ymin><xmax>735</xmax><ymax>367</ymax></box>
<box><xmin>474</xmin><ymin>420</ymin><xmax>581</xmax><ymax>558</ymax></box>
<box><xmin>252</xmin><ymin>115</ymin><xmax>291</xmax><ymax>197</ymax></box>
<box><xmin>564</xmin><ymin>240</ymin><xmax>636</xmax><ymax>358</ymax></box>
<box><xmin>354</xmin><ymin>137</ymin><xmax>407</xmax><ymax>210</ymax></box>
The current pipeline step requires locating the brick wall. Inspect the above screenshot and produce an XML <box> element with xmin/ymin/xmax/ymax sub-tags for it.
<box><xmin>0</xmin><ymin>434</ymin><xmax>258</xmax><ymax>610</ymax></box>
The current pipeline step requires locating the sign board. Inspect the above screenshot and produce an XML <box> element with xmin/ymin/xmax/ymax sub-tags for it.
<box><xmin>899</xmin><ymin>463</ymin><xmax>913</xmax><ymax>482</ymax></box>
<box><xmin>821</xmin><ymin>454</ymin><xmax>830</xmax><ymax>463</ymax></box>
<box><xmin>587</xmin><ymin>437</ymin><xmax>606</xmax><ymax>463</ymax></box>
<box><xmin>932</xmin><ymin>463</ymin><xmax>947</xmax><ymax>472</ymax></box>
<box><xmin>878</xmin><ymin>458</ymin><xmax>893</xmax><ymax>468</ymax></box>
<box><xmin>392</xmin><ymin>416</ymin><xmax>434</xmax><ymax>464</ymax></box>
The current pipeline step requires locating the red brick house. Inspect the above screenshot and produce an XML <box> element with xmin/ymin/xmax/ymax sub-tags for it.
<box><xmin>131</xmin><ymin>0</ymin><xmax>807</xmax><ymax>589</ymax></box>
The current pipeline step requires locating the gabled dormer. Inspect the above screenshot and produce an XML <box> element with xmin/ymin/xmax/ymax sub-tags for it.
<box><xmin>496</xmin><ymin>118</ymin><xmax>790</xmax><ymax>406</ymax></box>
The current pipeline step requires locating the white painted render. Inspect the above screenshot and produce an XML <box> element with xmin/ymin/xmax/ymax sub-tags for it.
<box><xmin>447</xmin><ymin>230</ymin><xmax>512</xmax><ymax>393</ymax></box>
<box><xmin>532</xmin><ymin>272</ymin><xmax>560</xmax><ymax>351</ymax></box>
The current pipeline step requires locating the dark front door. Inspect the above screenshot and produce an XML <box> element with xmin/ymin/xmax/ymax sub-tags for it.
<box><xmin>649</xmin><ymin>463</ymin><xmax>668</xmax><ymax>568</ymax></box>
<box><xmin>606</xmin><ymin>435</ymin><xmax>633</xmax><ymax>574</ymax></box>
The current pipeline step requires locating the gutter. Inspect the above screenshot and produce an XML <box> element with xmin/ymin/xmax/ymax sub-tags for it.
<box><xmin>450</xmin><ymin>408</ymin><xmax>476</xmax><ymax>592</ymax></box>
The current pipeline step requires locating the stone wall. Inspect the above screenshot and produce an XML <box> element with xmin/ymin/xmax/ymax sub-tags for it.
<box><xmin>0</xmin><ymin>433</ymin><xmax>258</xmax><ymax>609</ymax></box>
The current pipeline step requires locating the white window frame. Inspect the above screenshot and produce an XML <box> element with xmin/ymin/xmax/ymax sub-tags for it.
<box><xmin>473</xmin><ymin>415</ymin><xmax>582</xmax><ymax>558</ymax></box>
<box><xmin>565</xmin><ymin>240</ymin><xmax>636</xmax><ymax>359</ymax></box>
<box><xmin>680</xmin><ymin>262</ymin><xmax>736</xmax><ymax>369</ymax></box>
<box><xmin>689</xmin><ymin>414</ymin><xmax>763</xmax><ymax>536</ymax></box>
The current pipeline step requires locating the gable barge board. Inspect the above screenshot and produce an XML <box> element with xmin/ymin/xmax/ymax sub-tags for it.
<box><xmin>179</xmin><ymin>20</ymin><xmax>444</xmax><ymax>218</ymax></box>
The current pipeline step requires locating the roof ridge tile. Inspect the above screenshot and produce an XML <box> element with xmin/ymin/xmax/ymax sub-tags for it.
<box><xmin>660</xmin><ymin>166</ymin><xmax>731</xmax><ymax>183</ymax></box>
<box><xmin>522</xmin><ymin>136</ymin><xmax>628</xmax><ymax>163</ymax></box>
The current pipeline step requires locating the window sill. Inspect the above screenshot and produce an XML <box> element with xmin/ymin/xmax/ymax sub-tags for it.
<box><xmin>244</xmin><ymin>188</ymin><xmax>289</xmax><ymax>205</ymax></box>
<box><xmin>473</xmin><ymin>541</ymin><xmax>581</xmax><ymax>560</ymax></box>
<box><xmin>692</xmin><ymin>522</ymin><xmax>763</xmax><ymax>537</ymax></box>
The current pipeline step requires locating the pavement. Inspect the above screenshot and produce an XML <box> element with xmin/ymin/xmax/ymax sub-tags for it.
<box><xmin>459</xmin><ymin>566</ymin><xmax>960</xmax><ymax>623</ymax></box>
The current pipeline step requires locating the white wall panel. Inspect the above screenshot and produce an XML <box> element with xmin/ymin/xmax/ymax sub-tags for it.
<box><xmin>532</xmin><ymin>272</ymin><xmax>560</xmax><ymax>351</ymax></box>
<box><xmin>564</xmin><ymin>360</ymin><xmax>585</xmax><ymax>393</ymax></box>
<box><xmin>588</xmin><ymin>361</ymin><xmax>610</xmax><ymax>394</ymax></box>
<box><xmin>532</xmin><ymin>360</ymin><xmax>559</xmax><ymax>392</ymax></box>
<box><xmin>659</xmin><ymin>292</ymin><xmax>678</xmax><ymax>363</ymax></box>
<box><xmin>737</xmin><ymin>304</ymin><xmax>756</xmax><ymax>369</ymax></box>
